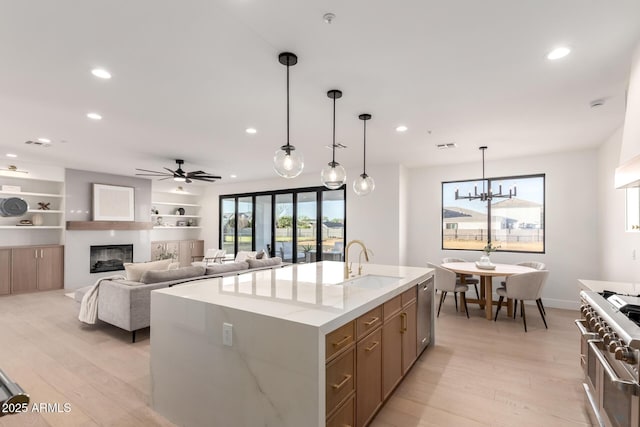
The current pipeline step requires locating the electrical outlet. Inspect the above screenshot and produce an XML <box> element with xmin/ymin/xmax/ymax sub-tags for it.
<box><xmin>223</xmin><ymin>323</ymin><xmax>233</xmax><ymax>346</ymax></box>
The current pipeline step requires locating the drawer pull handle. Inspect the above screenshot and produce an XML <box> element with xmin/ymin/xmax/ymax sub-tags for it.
<box><xmin>333</xmin><ymin>335</ymin><xmax>351</xmax><ymax>348</ymax></box>
<box><xmin>400</xmin><ymin>312</ymin><xmax>407</xmax><ymax>333</ymax></box>
<box><xmin>364</xmin><ymin>317</ymin><xmax>379</xmax><ymax>326</ymax></box>
<box><xmin>365</xmin><ymin>341</ymin><xmax>379</xmax><ymax>352</ymax></box>
<box><xmin>331</xmin><ymin>374</ymin><xmax>352</xmax><ymax>390</ymax></box>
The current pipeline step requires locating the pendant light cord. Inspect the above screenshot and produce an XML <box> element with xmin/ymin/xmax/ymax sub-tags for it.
<box><xmin>286</xmin><ymin>63</ymin><xmax>290</xmax><ymax>148</ymax></box>
<box><xmin>332</xmin><ymin>95</ymin><xmax>336</xmax><ymax>164</ymax></box>
<box><xmin>481</xmin><ymin>146</ymin><xmax>486</xmax><ymax>194</ymax></box>
<box><xmin>363</xmin><ymin>119</ymin><xmax>367</xmax><ymax>175</ymax></box>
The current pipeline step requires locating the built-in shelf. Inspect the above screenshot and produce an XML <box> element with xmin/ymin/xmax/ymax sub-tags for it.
<box><xmin>152</xmin><ymin>201</ymin><xmax>201</xmax><ymax>207</ymax></box>
<box><xmin>151</xmin><ymin>214</ymin><xmax>200</xmax><ymax>218</ymax></box>
<box><xmin>27</xmin><ymin>209</ymin><xmax>63</xmax><ymax>214</ymax></box>
<box><xmin>153</xmin><ymin>226</ymin><xmax>202</xmax><ymax>229</ymax></box>
<box><xmin>0</xmin><ymin>226</ymin><xmax>64</xmax><ymax>229</ymax></box>
<box><xmin>66</xmin><ymin>221</ymin><xmax>153</xmax><ymax>231</ymax></box>
<box><xmin>0</xmin><ymin>190</ymin><xmax>63</xmax><ymax>198</ymax></box>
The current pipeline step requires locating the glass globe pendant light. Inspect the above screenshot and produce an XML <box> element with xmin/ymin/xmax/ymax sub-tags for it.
<box><xmin>274</xmin><ymin>52</ymin><xmax>304</xmax><ymax>178</ymax></box>
<box><xmin>321</xmin><ymin>89</ymin><xmax>347</xmax><ymax>189</ymax></box>
<box><xmin>353</xmin><ymin>113</ymin><xmax>375</xmax><ymax>196</ymax></box>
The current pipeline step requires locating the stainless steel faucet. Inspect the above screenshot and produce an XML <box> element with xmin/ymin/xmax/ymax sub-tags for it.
<box><xmin>344</xmin><ymin>240</ymin><xmax>369</xmax><ymax>278</ymax></box>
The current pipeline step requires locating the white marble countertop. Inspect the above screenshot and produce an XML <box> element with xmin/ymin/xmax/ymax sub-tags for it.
<box><xmin>153</xmin><ymin>261</ymin><xmax>433</xmax><ymax>333</ymax></box>
<box><xmin>579</xmin><ymin>279</ymin><xmax>640</xmax><ymax>295</ymax></box>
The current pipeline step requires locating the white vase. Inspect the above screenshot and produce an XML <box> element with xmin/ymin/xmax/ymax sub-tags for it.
<box><xmin>479</xmin><ymin>254</ymin><xmax>491</xmax><ymax>266</ymax></box>
<box><xmin>31</xmin><ymin>213</ymin><xmax>44</xmax><ymax>226</ymax></box>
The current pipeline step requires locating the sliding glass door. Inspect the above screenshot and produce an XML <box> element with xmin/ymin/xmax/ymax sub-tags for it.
<box><xmin>219</xmin><ymin>186</ymin><xmax>346</xmax><ymax>262</ymax></box>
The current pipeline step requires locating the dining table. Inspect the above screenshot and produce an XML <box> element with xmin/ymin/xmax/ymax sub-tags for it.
<box><xmin>441</xmin><ymin>262</ymin><xmax>537</xmax><ymax>320</ymax></box>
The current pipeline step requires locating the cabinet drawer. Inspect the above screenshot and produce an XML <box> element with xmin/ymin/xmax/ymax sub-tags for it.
<box><xmin>326</xmin><ymin>321</ymin><xmax>355</xmax><ymax>361</ymax></box>
<box><xmin>356</xmin><ymin>305</ymin><xmax>382</xmax><ymax>340</ymax></box>
<box><xmin>327</xmin><ymin>393</ymin><xmax>355</xmax><ymax>427</ymax></box>
<box><xmin>383</xmin><ymin>295</ymin><xmax>402</xmax><ymax>321</ymax></box>
<box><xmin>326</xmin><ymin>347</ymin><xmax>355</xmax><ymax>416</ymax></box>
<box><xmin>401</xmin><ymin>287</ymin><xmax>417</xmax><ymax>306</ymax></box>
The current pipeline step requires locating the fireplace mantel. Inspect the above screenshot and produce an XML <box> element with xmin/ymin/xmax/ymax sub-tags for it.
<box><xmin>66</xmin><ymin>221</ymin><xmax>153</xmax><ymax>231</ymax></box>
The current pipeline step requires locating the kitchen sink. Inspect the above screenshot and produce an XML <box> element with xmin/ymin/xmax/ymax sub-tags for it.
<box><xmin>343</xmin><ymin>274</ymin><xmax>401</xmax><ymax>289</ymax></box>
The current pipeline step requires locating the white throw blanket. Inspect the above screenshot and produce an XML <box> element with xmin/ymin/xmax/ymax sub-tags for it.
<box><xmin>78</xmin><ymin>274</ymin><xmax>126</xmax><ymax>324</ymax></box>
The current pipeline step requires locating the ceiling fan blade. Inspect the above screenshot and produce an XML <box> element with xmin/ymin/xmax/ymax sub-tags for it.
<box><xmin>185</xmin><ymin>177</ymin><xmax>192</xmax><ymax>184</ymax></box>
<box><xmin>136</xmin><ymin>168</ymin><xmax>165</xmax><ymax>174</ymax></box>
<box><xmin>163</xmin><ymin>167</ymin><xmax>178</xmax><ymax>175</ymax></box>
<box><xmin>194</xmin><ymin>174</ymin><xmax>222</xmax><ymax>179</ymax></box>
<box><xmin>187</xmin><ymin>171</ymin><xmax>205</xmax><ymax>176</ymax></box>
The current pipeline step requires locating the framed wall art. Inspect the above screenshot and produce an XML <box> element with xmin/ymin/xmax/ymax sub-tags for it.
<box><xmin>93</xmin><ymin>183</ymin><xmax>135</xmax><ymax>221</ymax></box>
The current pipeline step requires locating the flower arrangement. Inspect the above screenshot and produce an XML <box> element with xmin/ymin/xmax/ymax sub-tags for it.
<box><xmin>482</xmin><ymin>242</ymin><xmax>501</xmax><ymax>256</ymax></box>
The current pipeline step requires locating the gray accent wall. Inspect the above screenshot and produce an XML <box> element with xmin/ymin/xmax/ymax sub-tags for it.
<box><xmin>64</xmin><ymin>169</ymin><xmax>153</xmax><ymax>289</ymax></box>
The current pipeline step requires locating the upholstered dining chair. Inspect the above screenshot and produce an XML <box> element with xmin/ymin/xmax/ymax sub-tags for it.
<box><xmin>500</xmin><ymin>261</ymin><xmax>547</xmax><ymax>315</ymax></box>
<box><xmin>494</xmin><ymin>270</ymin><xmax>549</xmax><ymax>332</ymax></box>
<box><xmin>442</xmin><ymin>257</ymin><xmax>480</xmax><ymax>299</ymax></box>
<box><xmin>427</xmin><ymin>262</ymin><xmax>469</xmax><ymax>318</ymax></box>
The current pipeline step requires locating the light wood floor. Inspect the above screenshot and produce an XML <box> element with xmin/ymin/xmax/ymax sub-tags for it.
<box><xmin>0</xmin><ymin>290</ymin><xmax>590</xmax><ymax>427</ymax></box>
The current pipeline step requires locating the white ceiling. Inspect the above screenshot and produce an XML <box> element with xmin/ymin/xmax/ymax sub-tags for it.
<box><xmin>0</xmin><ymin>0</ymin><xmax>639</xmax><ymax>183</ymax></box>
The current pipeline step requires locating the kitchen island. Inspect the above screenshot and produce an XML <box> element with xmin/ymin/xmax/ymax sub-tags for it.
<box><xmin>150</xmin><ymin>261</ymin><xmax>433</xmax><ymax>427</ymax></box>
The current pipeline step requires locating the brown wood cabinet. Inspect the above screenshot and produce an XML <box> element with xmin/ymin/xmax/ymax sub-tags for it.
<box><xmin>356</xmin><ymin>328</ymin><xmax>382</xmax><ymax>427</ymax></box>
<box><xmin>9</xmin><ymin>245</ymin><xmax>64</xmax><ymax>294</ymax></box>
<box><xmin>151</xmin><ymin>239</ymin><xmax>204</xmax><ymax>267</ymax></box>
<box><xmin>179</xmin><ymin>239</ymin><xmax>204</xmax><ymax>267</ymax></box>
<box><xmin>0</xmin><ymin>249</ymin><xmax>10</xmax><ymax>295</ymax></box>
<box><xmin>326</xmin><ymin>285</ymin><xmax>424</xmax><ymax>427</ymax></box>
<box><xmin>382</xmin><ymin>288</ymin><xmax>418</xmax><ymax>400</ymax></box>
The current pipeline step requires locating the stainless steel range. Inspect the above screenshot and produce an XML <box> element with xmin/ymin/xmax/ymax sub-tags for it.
<box><xmin>578</xmin><ymin>290</ymin><xmax>640</xmax><ymax>427</ymax></box>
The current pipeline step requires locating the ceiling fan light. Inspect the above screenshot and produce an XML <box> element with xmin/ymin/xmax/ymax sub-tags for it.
<box><xmin>274</xmin><ymin>146</ymin><xmax>304</xmax><ymax>178</ymax></box>
<box><xmin>173</xmin><ymin>176</ymin><xmax>186</xmax><ymax>182</ymax></box>
<box><xmin>353</xmin><ymin>173</ymin><xmax>375</xmax><ymax>196</ymax></box>
<box><xmin>321</xmin><ymin>162</ymin><xmax>346</xmax><ymax>190</ymax></box>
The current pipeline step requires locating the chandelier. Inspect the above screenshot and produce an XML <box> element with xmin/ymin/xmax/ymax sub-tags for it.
<box><xmin>454</xmin><ymin>146</ymin><xmax>517</xmax><ymax>202</ymax></box>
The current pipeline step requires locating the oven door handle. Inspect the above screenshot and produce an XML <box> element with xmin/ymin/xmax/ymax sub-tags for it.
<box><xmin>588</xmin><ymin>340</ymin><xmax>640</xmax><ymax>396</ymax></box>
<box><xmin>574</xmin><ymin>319</ymin><xmax>598</xmax><ymax>339</ymax></box>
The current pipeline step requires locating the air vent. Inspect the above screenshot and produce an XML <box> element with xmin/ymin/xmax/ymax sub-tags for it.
<box><xmin>437</xmin><ymin>143</ymin><xmax>457</xmax><ymax>150</ymax></box>
<box><xmin>24</xmin><ymin>140</ymin><xmax>51</xmax><ymax>147</ymax></box>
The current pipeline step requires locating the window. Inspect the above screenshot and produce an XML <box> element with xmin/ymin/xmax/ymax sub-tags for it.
<box><xmin>220</xmin><ymin>186</ymin><xmax>346</xmax><ymax>262</ymax></box>
<box><xmin>442</xmin><ymin>174</ymin><xmax>545</xmax><ymax>253</ymax></box>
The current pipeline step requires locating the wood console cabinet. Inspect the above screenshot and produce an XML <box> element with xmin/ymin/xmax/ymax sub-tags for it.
<box><xmin>326</xmin><ymin>286</ymin><xmax>421</xmax><ymax>427</ymax></box>
<box><xmin>0</xmin><ymin>245</ymin><xmax>64</xmax><ymax>294</ymax></box>
<box><xmin>0</xmin><ymin>249</ymin><xmax>10</xmax><ymax>295</ymax></box>
<box><xmin>151</xmin><ymin>239</ymin><xmax>204</xmax><ymax>267</ymax></box>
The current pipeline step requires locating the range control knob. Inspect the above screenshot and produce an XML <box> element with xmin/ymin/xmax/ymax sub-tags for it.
<box><xmin>589</xmin><ymin>316</ymin><xmax>600</xmax><ymax>329</ymax></box>
<box><xmin>615</xmin><ymin>346</ymin><xmax>636</xmax><ymax>363</ymax></box>
<box><xmin>580</xmin><ymin>305</ymin><xmax>589</xmax><ymax>317</ymax></box>
<box><xmin>603</xmin><ymin>332</ymin><xmax>617</xmax><ymax>346</ymax></box>
<box><xmin>609</xmin><ymin>339</ymin><xmax>621</xmax><ymax>353</ymax></box>
<box><xmin>597</xmin><ymin>325</ymin><xmax>608</xmax><ymax>338</ymax></box>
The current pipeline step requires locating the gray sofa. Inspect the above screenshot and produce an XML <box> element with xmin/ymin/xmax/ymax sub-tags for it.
<box><xmin>75</xmin><ymin>257</ymin><xmax>284</xmax><ymax>342</ymax></box>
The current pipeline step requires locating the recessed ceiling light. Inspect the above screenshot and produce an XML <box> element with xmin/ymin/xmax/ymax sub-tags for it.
<box><xmin>230</xmin><ymin>174</ymin><xmax>237</xmax><ymax>178</ymax></box>
<box><xmin>37</xmin><ymin>137</ymin><xmax>51</xmax><ymax>143</ymax></box>
<box><xmin>245</xmin><ymin>128</ymin><xmax>257</xmax><ymax>134</ymax></box>
<box><xmin>396</xmin><ymin>125</ymin><xmax>408</xmax><ymax>132</ymax></box>
<box><xmin>87</xmin><ymin>112</ymin><xmax>102</xmax><ymax>120</ymax></box>
<box><xmin>6</xmin><ymin>153</ymin><xmax>17</xmax><ymax>158</ymax></box>
<box><xmin>91</xmin><ymin>68</ymin><xmax>112</xmax><ymax>79</ymax></box>
<box><xmin>547</xmin><ymin>47</ymin><xmax>571</xmax><ymax>60</ymax></box>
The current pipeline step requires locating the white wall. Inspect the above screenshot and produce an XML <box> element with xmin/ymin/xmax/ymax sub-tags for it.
<box><xmin>598</xmin><ymin>127</ymin><xmax>640</xmax><ymax>281</ymax></box>
<box><xmin>621</xmin><ymin>43</ymin><xmax>640</xmax><ymax>163</ymax></box>
<box><xmin>200</xmin><ymin>163</ymin><xmax>404</xmax><ymax>266</ymax></box>
<box><xmin>406</xmin><ymin>149</ymin><xmax>599</xmax><ymax>309</ymax></box>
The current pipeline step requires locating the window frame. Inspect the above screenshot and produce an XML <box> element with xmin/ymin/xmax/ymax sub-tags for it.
<box><xmin>441</xmin><ymin>173</ymin><xmax>545</xmax><ymax>254</ymax></box>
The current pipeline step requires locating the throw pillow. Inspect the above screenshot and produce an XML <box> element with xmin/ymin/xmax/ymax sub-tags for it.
<box><xmin>123</xmin><ymin>259</ymin><xmax>173</xmax><ymax>282</ymax></box>
<box><xmin>140</xmin><ymin>266</ymin><xmax>206</xmax><ymax>284</ymax></box>
<box><xmin>255</xmin><ymin>249</ymin><xmax>270</xmax><ymax>259</ymax></box>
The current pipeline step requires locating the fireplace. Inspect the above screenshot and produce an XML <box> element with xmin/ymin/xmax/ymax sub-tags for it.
<box><xmin>90</xmin><ymin>244</ymin><xmax>133</xmax><ymax>273</ymax></box>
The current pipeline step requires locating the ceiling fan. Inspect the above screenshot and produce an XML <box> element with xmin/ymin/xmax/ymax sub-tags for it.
<box><xmin>135</xmin><ymin>159</ymin><xmax>221</xmax><ymax>183</ymax></box>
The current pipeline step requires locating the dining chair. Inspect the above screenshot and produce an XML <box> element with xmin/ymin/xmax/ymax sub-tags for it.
<box><xmin>493</xmin><ymin>270</ymin><xmax>549</xmax><ymax>332</ymax></box>
<box><xmin>500</xmin><ymin>261</ymin><xmax>547</xmax><ymax>315</ymax></box>
<box><xmin>427</xmin><ymin>262</ymin><xmax>469</xmax><ymax>318</ymax></box>
<box><xmin>193</xmin><ymin>249</ymin><xmax>226</xmax><ymax>267</ymax></box>
<box><xmin>442</xmin><ymin>257</ymin><xmax>480</xmax><ymax>299</ymax></box>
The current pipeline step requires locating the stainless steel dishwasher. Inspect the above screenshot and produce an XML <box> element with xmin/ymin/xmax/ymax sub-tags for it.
<box><xmin>417</xmin><ymin>275</ymin><xmax>434</xmax><ymax>354</ymax></box>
